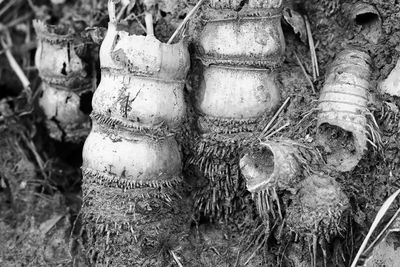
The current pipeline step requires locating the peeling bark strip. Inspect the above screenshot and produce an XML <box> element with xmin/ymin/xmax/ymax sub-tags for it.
<box><xmin>90</xmin><ymin>112</ymin><xmax>177</xmax><ymax>139</ymax></box>
<box><xmin>80</xmin><ymin>5</ymin><xmax>191</xmax><ymax>265</ymax></box>
<box><xmin>316</xmin><ymin>49</ymin><xmax>376</xmax><ymax>172</ymax></box>
<box><xmin>197</xmin><ymin>113</ymin><xmax>268</xmax><ymax>134</ymax></box>
<box><xmin>190</xmin><ymin>0</ymin><xmax>285</xmax><ymax>219</ymax></box>
<box><xmin>82</xmin><ymin>167</ymin><xmax>183</xmax><ymax>190</ymax></box>
<box><xmin>33</xmin><ymin>20</ymin><xmax>93</xmax><ymax>143</ymax></box>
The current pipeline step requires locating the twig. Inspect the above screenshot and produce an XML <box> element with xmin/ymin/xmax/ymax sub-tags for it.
<box><xmin>294</xmin><ymin>52</ymin><xmax>315</xmax><ymax>94</ymax></box>
<box><xmin>260</xmin><ymin>97</ymin><xmax>291</xmax><ymax>138</ymax></box>
<box><xmin>264</xmin><ymin>117</ymin><xmax>283</xmax><ymax>137</ymax></box>
<box><xmin>170</xmin><ymin>251</ymin><xmax>184</xmax><ymax>267</ymax></box>
<box><xmin>167</xmin><ymin>0</ymin><xmax>206</xmax><ymax>44</ymax></box>
<box><xmin>5</xmin><ymin>12</ymin><xmax>33</xmax><ymax>30</ymax></box>
<box><xmin>244</xmin><ymin>240</ymin><xmax>265</xmax><ymax>266</ymax></box>
<box><xmin>125</xmin><ymin>13</ymin><xmax>147</xmax><ymax>33</ymax></box>
<box><xmin>144</xmin><ymin>12</ymin><xmax>154</xmax><ymax>36</ymax></box>
<box><xmin>0</xmin><ymin>35</ymin><xmax>31</xmax><ymax>99</ymax></box>
<box><xmin>0</xmin><ymin>0</ymin><xmax>15</xmax><ymax>18</ymax></box>
<box><xmin>305</xmin><ymin>16</ymin><xmax>319</xmax><ymax>80</ymax></box>
<box><xmin>20</xmin><ymin>132</ymin><xmax>48</xmax><ymax>180</ymax></box>
<box><xmin>309</xmin><ymin>17</ymin><xmax>319</xmax><ymax>76</ymax></box>
<box><xmin>265</xmin><ymin>122</ymin><xmax>290</xmax><ymax>139</ymax></box>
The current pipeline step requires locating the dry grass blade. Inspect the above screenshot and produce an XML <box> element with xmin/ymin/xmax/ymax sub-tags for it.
<box><xmin>264</xmin><ymin>117</ymin><xmax>282</xmax><ymax>136</ymax></box>
<box><xmin>167</xmin><ymin>0</ymin><xmax>206</xmax><ymax>44</ymax></box>
<box><xmin>304</xmin><ymin>16</ymin><xmax>319</xmax><ymax>81</ymax></box>
<box><xmin>350</xmin><ymin>188</ymin><xmax>400</xmax><ymax>267</ymax></box>
<box><xmin>39</xmin><ymin>214</ymin><xmax>65</xmax><ymax>235</ymax></box>
<box><xmin>170</xmin><ymin>251</ymin><xmax>184</xmax><ymax>267</ymax></box>
<box><xmin>260</xmin><ymin>97</ymin><xmax>291</xmax><ymax>138</ymax></box>
<box><xmin>294</xmin><ymin>52</ymin><xmax>315</xmax><ymax>94</ymax></box>
<box><xmin>244</xmin><ymin>240</ymin><xmax>265</xmax><ymax>266</ymax></box>
<box><xmin>265</xmin><ymin>122</ymin><xmax>290</xmax><ymax>139</ymax></box>
<box><xmin>363</xmin><ymin>207</ymin><xmax>400</xmax><ymax>256</ymax></box>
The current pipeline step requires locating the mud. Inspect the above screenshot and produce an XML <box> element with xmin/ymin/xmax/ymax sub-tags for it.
<box><xmin>0</xmin><ymin>131</ymin><xmax>72</xmax><ymax>265</ymax></box>
<box><xmin>318</xmin><ymin>123</ymin><xmax>356</xmax><ymax>167</ymax></box>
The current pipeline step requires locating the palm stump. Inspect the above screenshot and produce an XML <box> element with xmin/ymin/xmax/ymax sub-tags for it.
<box><xmin>80</xmin><ymin>7</ymin><xmax>191</xmax><ymax>265</ymax></box>
<box><xmin>190</xmin><ymin>0</ymin><xmax>285</xmax><ymax>220</ymax></box>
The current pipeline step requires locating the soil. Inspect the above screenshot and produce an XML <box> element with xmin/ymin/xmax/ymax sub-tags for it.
<box><xmin>318</xmin><ymin>124</ymin><xmax>356</xmax><ymax>155</ymax></box>
<box><xmin>317</xmin><ymin>123</ymin><xmax>357</xmax><ymax>169</ymax></box>
<box><xmin>246</xmin><ymin>147</ymin><xmax>276</xmax><ymax>179</ymax></box>
<box><xmin>1</xmin><ymin>0</ymin><xmax>400</xmax><ymax>266</ymax></box>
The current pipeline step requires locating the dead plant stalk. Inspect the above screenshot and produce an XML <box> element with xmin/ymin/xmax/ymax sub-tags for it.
<box><xmin>260</xmin><ymin>97</ymin><xmax>291</xmax><ymax>138</ymax></box>
<box><xmin>351</xmin><ymin>189</ymin><xmax>400</xmax><ymax>267</ymax></box>
<box><xmin>0</xmin><ymin>35</ymin><xmax>31</xmax><ymax>99</ymax></box>
<box><xmin>167</xmin><ymin>0</ymin><xmax>206</xmax><ymax>44</ymax></box>
<box><xmin>294</xmin><ymin>51</ymin><xmax>316</xmax><ymax>93</ymax></box>
<box><xmin>305</xmin><ymin>16</ymin><xmax>319</xmax><ymax>81</ymax></box>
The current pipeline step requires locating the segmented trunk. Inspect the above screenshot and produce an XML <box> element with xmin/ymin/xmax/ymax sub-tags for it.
<box><xmin>81</xmin><ymin>22</ymin><xmax>190</xmax><ymax>265</ymax></box>
<box><xmin>190</xmin><ymin>0</ymin><xmax>285</xmax><ymax>219</ymax></box>
<box><xmin>240</xmin><ymin>139</ymin><xmax>302</xmax><ymax>217</ymax></box>
<box><xmin>33</xmin><ymin>20</ymin><xmax>92</xmax><ymax>143</ymax></box>
<box><xmin>316</xmin><ymin>49</ymin><xmax>372</xmax><ymax>172</ymax></box>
